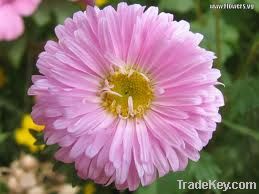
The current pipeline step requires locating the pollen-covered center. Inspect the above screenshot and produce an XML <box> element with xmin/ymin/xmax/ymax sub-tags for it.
<box><xmin>101</xmin><ymin>68</ymin><xmax>154</xmax><ymax>118</ymax></box>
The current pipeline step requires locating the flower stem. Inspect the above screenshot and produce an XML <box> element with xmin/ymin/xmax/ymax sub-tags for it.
<box><xmin>213</xmin><ymin>0</ymin><xmax>221</xmax><ymax>69</ymax></box>
<box><xmin>222</xmin><ymin>120</ymin><xmax>259</xmax><ymax>142</ymax></box>
<box><xmin>235</xmin><ymin>40</ymin><xmax>259</xmax><ymax>79</ymax></box>
<box><xmin>195</xmin><ymin>0</ymin><xmax>202</xmax><ymax>21</ymax></box>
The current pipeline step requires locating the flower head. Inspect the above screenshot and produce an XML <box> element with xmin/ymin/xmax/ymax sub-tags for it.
<box><xmin>28</xmin><ymin>3</ymin><xmax>224</xmax><ymax>190</ymax></box>
<box><xmin>0</xmin><ymin>0</ymin><xmax>41</xmax><ymax>41</ymax></box>
<box><xmin>15</xmin><ymin>114</ymin><xmax>44</xmax><ymax>152</ymax></box>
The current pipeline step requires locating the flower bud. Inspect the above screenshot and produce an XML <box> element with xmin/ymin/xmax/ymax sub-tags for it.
<box><xmin>13</xmin><ymin>168</ymin><xmax>25</xmax><ymax>179</ymax></box>
<box><xmin>27</xmin><ymin>186</ymin><xmax>45</xmax><ymax>194</ymax></box>
<box><xmin>19</xmin><ymin>172</ymin><xmax>37</xmax><ymax>189</ymax></box>
<box><xmin>7</xmin><ymin>177</ymin><xmax>22</xmax><ymax>193</ymax></box>
<box><xmin>20</xmin><ymin>155</ymin><xmax>39</xmax><ymax>171</ymax></box>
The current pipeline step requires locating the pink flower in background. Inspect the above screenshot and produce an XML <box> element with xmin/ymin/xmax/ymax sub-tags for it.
<box><xmin>83</xmin><ymin>0</ymin><xmax>95</xmax><ymax>6</ymax></box>
<box><xmin>28</xmin><ymin>3</ymin><xmax>224</xmax><ymax>191</ymax></box>
<box><xmin>71</xmin><ymin>0</ymin><xmax>95</xmax><ymax>6</ymax></box>
<box><xmin>0</xmin><ymin>0</ymin><xmax>41</xmax><ymax>41</ymax></box>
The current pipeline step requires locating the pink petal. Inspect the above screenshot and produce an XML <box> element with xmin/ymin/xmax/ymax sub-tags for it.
<box><xmin>12</xmin><ymin>0</ymin><xmax>41</xmax><ymax>16</ymax></box>
<box><xmin>0</xmin><ymin>6</ymin><xmax>24</xmax><ymax>41</ymax></box>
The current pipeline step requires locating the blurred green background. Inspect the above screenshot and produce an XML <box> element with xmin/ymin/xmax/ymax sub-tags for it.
<box><xmin>0</xmin><ymin>0</ymin><xmax>259</xmax><ymax>194</ymax></box>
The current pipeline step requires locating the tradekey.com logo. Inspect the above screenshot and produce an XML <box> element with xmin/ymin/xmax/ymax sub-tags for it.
<box><xmin>177</xmin><ymin>180</ymin><xmax>256</xmax><ymax>191</ymax></box>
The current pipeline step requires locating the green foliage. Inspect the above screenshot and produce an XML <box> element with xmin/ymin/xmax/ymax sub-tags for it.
<box><xmin>53</xmin><ymin>161</ymin><xmax>86</xmax><ymax>187</ymax></box>
<box><xmin>191</xmin><ymin>13</ymin><xmax>239</xmax><ymax>64</ymax></box>
<box><xmin>189</xmin><ymin>152</ymin><xmax>221</xmax><ymax>182</ymax></box>
<box><xmin>29</xmin><ymin>129</ymin><xmax>45</xmax><ymax>146</ymax></box>
<box><xmin>159</xmin><ymin>0</ymin><xmax>194</xmax><ymax>12</ymax></box>
<box><xmin>33</xmin><ymin>0</ymin><xmax>79</xmax><ymax>25</ymax></box>
<box><xmin>0</xmin><ymin>182</ymin><xmax>9</xmax><ymax>194</ymax></box>
<box><xmin>7</xmin><ymin>37</ymin><xmax>27</xmax><ymax>68</ymax></box>
<box><xmin>0</xmin><ymin>37</ymin><xmax>27</xmax><ymax>68</ymax></box>
<box><xmin>0</xmin><ymin>133</ymin><xmax>8</xmax><ymax>144</ymax></box>
<box><xmin>33</xmin><ymin>2</ymin><xmax>52</xmax><ymax>26</ymax></box>
<box><xmin>136</xmin><ymin>182</ymin><xmax>158</xmax><ymax>194</ymax></box>
<box><xmin>222</xmin><ymin>120</ymin><xmax>259</xmax><ymax>141</ymax></box>
<box><xmin>226</xmin><ymin>78</ymin><xmax>259</xmax><ymax>120</ymax></box>
<box><xmin>0</xmin><ymin>0</ymin><xmax>259</xmax><ymax>194</ymax></box>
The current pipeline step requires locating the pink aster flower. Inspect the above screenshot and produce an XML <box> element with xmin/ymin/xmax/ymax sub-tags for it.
<box><xmin>28</xmin><ymin>3</ymin><xmax>224</xmax><ymax>191</ymax></box>
<box><xmin>0</xmin><ymin>0</ymin><xmax>41</xmax><ymax>41</ymax></box>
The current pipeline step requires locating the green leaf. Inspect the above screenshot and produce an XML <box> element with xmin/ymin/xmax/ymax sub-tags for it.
<box><xmin>29</xmin><ymin>129</ymin><xmax>45</xmax><ymax>145</ymax></box>
<box><xmin>157</xmin><ymin>172</ymin><xmax>191</xmax><ymax>194</ymax></box>
<box><xmin>34</xmin><ymin>138</ymin><xmax>45</xmax><ymax>145</ymax></box>
<box><xmin>220</xmin><ymin>66</ymin><xmax>232</xmax><ymax>87</ymax></box>
<box><xmin>29</xmin><ymin>128</ymin><xmax>41</xmax><ymax>138</ymax></box>
<box><xmin>42</xmin><ymin>144</ymin><xmax>59</xmax><ymax>155</ymax></box>
<box><xmin>136</xmin><ymin>181</ymin><xmax>158</xmax><ymax>194</ymax></box>
<box><xmin>226</xmin><ymin>78</ymin><xmax>259</xmax><ymax>119</ymax></box>
<box><xmin>189</xmin><ymin>152</ymin><xmax>221</xmax><ymax>181</ymax></box>
<box><xmin>0</xmin><ymin>133</ymin><xmax>8</xmax><ymax>144</ymax></box>
<box><xmin>159</xmin><ymin>0</ymin><xmax>194</xmax><ymax>13</ymax></box>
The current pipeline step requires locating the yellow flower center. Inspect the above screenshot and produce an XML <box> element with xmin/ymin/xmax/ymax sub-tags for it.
<box><xmin>101</xmin><ymin>67</ymin><xmax>154</xmax><ymax>118</ymax></box>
